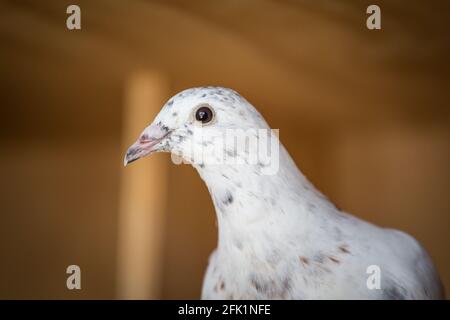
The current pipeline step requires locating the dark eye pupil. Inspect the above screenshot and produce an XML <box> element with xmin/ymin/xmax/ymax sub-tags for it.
<box><xmin>195</xmin><ymin>106</ymin><xmax>213</xmax><ymax>123</ymax></box>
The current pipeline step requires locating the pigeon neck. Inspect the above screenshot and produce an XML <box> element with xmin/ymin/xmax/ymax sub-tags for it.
<box><xmin>194</xmin><ymin>146</ymin><xmax>330</xmax><ymax>250</ymax></box>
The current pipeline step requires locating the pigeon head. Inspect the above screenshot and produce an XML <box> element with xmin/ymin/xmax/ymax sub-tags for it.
<box><xmin>124</xmin><ymin>86</ymin><xmax>270</xmax><ymax>166</ymax></box>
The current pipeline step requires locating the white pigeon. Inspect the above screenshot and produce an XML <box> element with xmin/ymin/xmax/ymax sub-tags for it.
<box><xmin>124</xmin><ymin>86</ymin><xmax>444</xmax><ymax>300</ymax></box>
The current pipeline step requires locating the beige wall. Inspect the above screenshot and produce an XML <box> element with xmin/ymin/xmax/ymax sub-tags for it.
<box><xmin>0</xmin><ymin>0</ymin><xmax>449</xmax><ymax>299</ymax></box>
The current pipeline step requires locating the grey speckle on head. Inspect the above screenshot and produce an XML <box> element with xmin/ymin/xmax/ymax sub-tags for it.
<box><xmin>222</xmin><ymin>192</ymin><xmax>233</xmax><ymax>205</ymax></box>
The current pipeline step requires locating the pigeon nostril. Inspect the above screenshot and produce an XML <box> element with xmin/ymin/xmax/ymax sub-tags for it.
<box><xmin>126</xmin><ymin>147</ymin><xmax>136</xmax><ymax>157</ymax></box>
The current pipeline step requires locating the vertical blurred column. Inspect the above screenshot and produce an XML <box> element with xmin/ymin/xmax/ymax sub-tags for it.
<box><xmin>117</xmin><ymin>72</ymin><xmax>169</xmax><ymax>299</ymax></box>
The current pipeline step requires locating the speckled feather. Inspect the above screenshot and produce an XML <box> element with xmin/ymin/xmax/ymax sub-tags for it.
<box><xmin>125</xmin><ymin>87</ymin><xmax>444</xmax><ymax>300</ymax></box>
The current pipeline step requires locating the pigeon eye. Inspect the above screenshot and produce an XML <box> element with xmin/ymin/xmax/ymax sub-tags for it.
<box><xmin>195</xmin><ymin>105</ymin><xmax>214</xmax><ymax>124</ymax></box>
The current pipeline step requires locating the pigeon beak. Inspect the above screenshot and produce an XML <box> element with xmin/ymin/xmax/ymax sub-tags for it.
<box><xmin>124</xmin><ymin>123</ymin><xmax>171</xmax><ymax>166</ymax></box>
<box><xmin>123</xmin><ymin>139</ymin><xmax>160</xmax><ymax>166</ymax></box>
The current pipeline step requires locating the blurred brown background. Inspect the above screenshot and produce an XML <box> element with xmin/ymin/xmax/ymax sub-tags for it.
<box><xmin>0</xmin><ymin>0</ymin><xmax>449</xmax><ymax>299</ymax></box>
